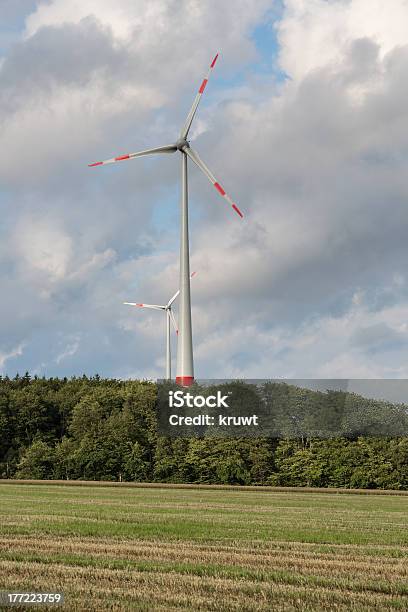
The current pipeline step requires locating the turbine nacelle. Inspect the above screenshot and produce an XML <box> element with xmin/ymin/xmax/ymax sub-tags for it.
<box><xmin>176</xmin><ymin>138</ymin><xmax>189</xmax><ymax>151</ymax></box>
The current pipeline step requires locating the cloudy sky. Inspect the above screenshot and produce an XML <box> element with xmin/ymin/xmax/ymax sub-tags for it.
<box><xmin>1</xmin><ymin>0</ymin><xmax>408</xmax><ymax>380</ymax></box>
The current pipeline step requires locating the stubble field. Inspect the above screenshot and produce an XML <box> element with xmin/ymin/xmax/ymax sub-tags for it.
<box><xmin>0</xmin><ymin>482</ymin><xmax>407</xmax><ymax>611</ymax></box>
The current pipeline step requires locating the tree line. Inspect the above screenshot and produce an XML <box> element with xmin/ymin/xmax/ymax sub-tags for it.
<box><xmin>0</xmin><ymin>374</ymin><xmax>407</xmax><ymax>489</ymax></box>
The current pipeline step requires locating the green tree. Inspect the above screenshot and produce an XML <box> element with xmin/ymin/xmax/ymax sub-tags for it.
<box><xmin>53</xmin><ymin>437</ymin><xmax>79</xmax><ymax>480</ymax></box>
<box><xmin>16</xmin><ymin>439</ymin><xmax>55</xmax><ymax>479</ymax></box>
<box><xmin>123</xmin><ymin>441</ymin><xmax>150</xmax><ymax>481</ymax></box>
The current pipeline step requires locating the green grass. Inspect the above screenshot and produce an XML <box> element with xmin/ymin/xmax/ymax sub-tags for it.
<box><xmin>0</xmin><ymin>483</ymin><xmax>407</xmax><ymax>610</ymax></box>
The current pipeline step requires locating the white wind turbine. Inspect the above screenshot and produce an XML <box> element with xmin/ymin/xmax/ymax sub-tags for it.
<box><xmin>89</xmin><ymin>53</ymin><xmax>243</xmax><ymax>386</ymax></box>
<box><xmin>124</xmin><ymin>272</ymin><xmax>196</xmax><ymax>380</ymax></box>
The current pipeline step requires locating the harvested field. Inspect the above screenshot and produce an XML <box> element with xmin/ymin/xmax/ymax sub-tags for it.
<box><xmin>0</xmin><ymin>483</ymin><xmax>407</xmax><ymax>610</ymax></box>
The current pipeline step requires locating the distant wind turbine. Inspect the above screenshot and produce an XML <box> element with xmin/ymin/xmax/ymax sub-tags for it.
<box><xmin>124</xmin><ymin>272</ymin><xmax>196</xmax><ymax>380</ymax></box>
<box><xmin>89</xmin><ymin>54</ymin><xmax>243</xmax><ymax>386</ymax></box>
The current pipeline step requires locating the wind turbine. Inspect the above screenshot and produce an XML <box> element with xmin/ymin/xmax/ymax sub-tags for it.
<box><xmin>124</xmin><ymin>272</ymin><xmax>196</xmax><ymax>380</ymax></box>
<box><xmin>89</xmin><ymin>53</ymin><xmax>243</xmax><ymax>386</ymax></box>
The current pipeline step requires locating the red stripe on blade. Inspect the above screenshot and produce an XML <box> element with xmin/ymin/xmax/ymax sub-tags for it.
<box><xmin>136</xmin><ymin>303</ymin><xmax>144</xmax><ymax>307</ymax></box>
<box><xmin>210</xmin><ymin>53</ymin><xmax>219</xmax><ymax>68</ymax></box>
<box><xmin>232</xmin><ymin>204</ymin><xmax>243</xmax><ymax>218</ymax></box>
<box><xmin>88</xmin><ymin>161</ymin><xmax>103</xmax><ymax>167</ymax></box>
<box><xmin>115</xmin><ymin>154</ymin><xmax>130</xmax><ymax>161</ymax></box>
<box><xmin>214</xmin><ymin>182</ymin><xmax>226</xmax><ymax>196</ymax></box>
<box><xmin>199</xmin><ymin>78</ymin><xmax>208</xmax><ymax>93</ymax></box>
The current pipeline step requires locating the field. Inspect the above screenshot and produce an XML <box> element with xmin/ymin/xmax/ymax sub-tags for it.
<box><xmin>0</xmin><ymin>483</ymin><xmax>407</xmax><ymax>610</ymax></box>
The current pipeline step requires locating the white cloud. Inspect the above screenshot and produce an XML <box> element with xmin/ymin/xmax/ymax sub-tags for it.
<box><xmin>55</xmin><ymin>334</ymin><xmax>80</xmax><ymax>363</ymax></box>
<box><xmin>13</xmin><ymin>217</ymin><xmax>72</xmax><ymax>281</ymax></box>
<box><xmin>0</xmin><ymin>343</ymin><xmax>25</xmax><ymax>370</ymax></box>
<box><xmin>68</xmin><ymin>248</ymin><xmax>116</xmax><ymax>282</ymax></box>
<box><xmin>192</xmin><ymin>293</ymin><xmax>408</xmax><ymax>379</ymax></box>
<box><xmin>25</xmin><ymin>0</ymin><xmax>166</xmax><ymax>42</ymax></box>
<box><xmin>277</xmin><ymin>0</ymin><xmax>408</xmax><ymax>82</ymax></box>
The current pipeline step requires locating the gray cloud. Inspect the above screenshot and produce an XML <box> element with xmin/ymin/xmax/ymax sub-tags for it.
<box><xmin>350</xmin><ymin>322</ymin><xmax>406</xmax><ymax>352</ymax></box>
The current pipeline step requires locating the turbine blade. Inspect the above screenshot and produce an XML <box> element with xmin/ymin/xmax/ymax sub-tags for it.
<box><xmin>166</xmin><ymin>290</ymin><xmax>180</xmax><ymax>309</ymax></box>
<box><xmin>89</xmin><ymin>144</ymin><xmax>177</xmax><ymax>167</ymax></box>
<box><xmin>166</xmin><ymin>271</ymin><xmax>197</xmax><ymax>307</ymax></box>
<box><xmin>185</xmin><ymin>147</ymin><xmax>243</xmax><ymax>218</ymax></box>
<box><xmin>169</xmin><ymin>309</ymin><xmax>179</xmax><ymax>335</ymax></box>
<box><xmin>123</xmin><ymin>302</ymin><xmax>165</xmax><ymax>311</ymax></box>
<box><xmin>180</xmin><ymin>53</ymin><xmax>219</xmax><ymax>140</ymax></box>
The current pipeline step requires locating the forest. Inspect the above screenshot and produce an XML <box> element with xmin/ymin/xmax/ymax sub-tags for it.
<box><xmin>1</xmin><ymin>374</ymin><xmax>408</xmax><ymax>489</ymax></box>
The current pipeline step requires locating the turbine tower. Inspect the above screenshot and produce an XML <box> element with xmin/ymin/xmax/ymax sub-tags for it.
<box><xmin>89</xmin><ymin>54</ymin><xmax>243</xmax><ymax>386</ymax></box>
<box><xmin>124</xmin><ymin>272</ymin><xmax>196</xmax><ymax>380</ymax></box>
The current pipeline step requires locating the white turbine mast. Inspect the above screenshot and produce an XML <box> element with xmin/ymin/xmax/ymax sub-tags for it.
<box><xmin>89</xmin><ymin>54</ymin><xmax>243</xmax><ymax>386</ymax></box>
<box><xmin>124</xmin><ymin>272</ymin><xmax>196</xmax><ymax>380</ymax></box>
